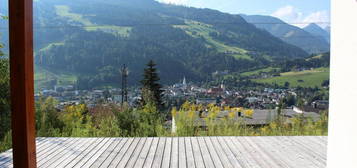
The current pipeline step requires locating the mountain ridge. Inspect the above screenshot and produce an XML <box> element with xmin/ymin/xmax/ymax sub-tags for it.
<box><xmin>240</xmin><ymin>14</ymin><xmax>330</xmax><ymax>54</ymax></box>
<box><xmin>303</xmin><ymin>23</ymin><xmax>330</xmax><ymax>43</ymax></box>
<box><xmin>2</xmin><ymin>0</ymin><xmax>316</xmax><ymax>89</ymax></box>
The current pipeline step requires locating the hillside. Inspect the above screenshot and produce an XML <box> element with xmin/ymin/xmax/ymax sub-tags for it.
<box><xmin>253</xmin><ymin>67</ymin><xmax>329</xmax><ymax>88</ymax></box>
<box><xmin>2</xmin><ymin>0</ymin><xmax>310</xmax><ymax>88</ymax></box>
<box><xmin>241</xmin><ymin>15</ymin><xmax>330</xmax><ymax>54</ymax></box>
<box><xmin>304</xmin><ymin>23</ymin><xmax>330</xmax><ymax>43</ymax></box>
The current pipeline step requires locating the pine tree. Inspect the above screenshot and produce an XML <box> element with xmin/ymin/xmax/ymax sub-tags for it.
<box><xmin>140</xmin><ymin>60</ymin><xmax>163</xmax><ymax>110</ymax></box>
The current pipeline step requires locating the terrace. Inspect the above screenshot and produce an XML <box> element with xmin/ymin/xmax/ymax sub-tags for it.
<box><xmin>3</xmin><ymin>0</ymin><xmax>328</xmax><ymax>167</ymax></box>
<box><xmin>0</xmin><ymin>136</ymin><xmax>327</xmax><ymax>168</ymax></box>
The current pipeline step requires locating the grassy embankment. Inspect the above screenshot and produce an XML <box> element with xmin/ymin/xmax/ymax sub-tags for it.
<box><xmin>253</xmin><ymin>67</ymin><xmax>329</xmax><ymax>88</ymax></box>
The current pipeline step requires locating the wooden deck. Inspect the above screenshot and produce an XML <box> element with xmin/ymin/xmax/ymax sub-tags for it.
<box><xmin>0</xmin><ymin>136</ymin><xmax>327</xmax><ymax>168</ymax></box>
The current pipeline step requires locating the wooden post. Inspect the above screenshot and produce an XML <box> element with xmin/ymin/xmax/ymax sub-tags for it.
<box><xmin>9</xmin><ymin>0</ymin><xmax>37</xmax><ymax>167</ymax></box>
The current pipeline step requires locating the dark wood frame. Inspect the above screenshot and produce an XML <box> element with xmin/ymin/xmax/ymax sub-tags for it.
<box><xmin>9</xmin><ymin>0</ymin><xmax>37</xmax><ymax>167</ymax></box>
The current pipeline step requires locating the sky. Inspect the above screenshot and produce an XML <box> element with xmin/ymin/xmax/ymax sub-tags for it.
<box><xmin>156</xmin><ymin>0</ymin><xmax>330</xmax><ymax>28</ymax></box>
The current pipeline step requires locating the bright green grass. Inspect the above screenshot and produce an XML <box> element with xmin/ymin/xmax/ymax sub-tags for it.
<box><xmin>35</xmin><ymin>66</ymin><xmax>77</xmax><ymax>91</ymax></box>
<box><xmin>241</xmin><ymin>67</ymin><xmax>280</xmax><ymax>77</ymax></box>
<box><xmin>173</xmin><ymin>21</ymin><xmax>252</xmax><ymax>60</ymax></box>
<box><xmin>55</xmin><ymin>5</ymin><xmax>131</xmax><ymax>37</ymax></box>
<box><xmin>306</xmin><ymin>54</ymin><xmax>323</xmax><ymax>61</ymax></box>
<box><xmin>55</xmin><ymin>5</ymin><xmax>92</xmax><ymax>26</ymax></box>
<box><xmin>253</xmin><ymin>67</ymin><xmax>330</xmax><ymax>88</ymax></box>
<box><xmin>39</xmin><ymin>42</ymin><xmax>65</xmax><ymax>52</ymax></box>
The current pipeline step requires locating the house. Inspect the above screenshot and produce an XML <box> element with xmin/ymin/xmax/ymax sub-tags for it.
<box><xmin>312</xmin><ymin>100</ymin><xmax>329</xmax><ymax>110</ymax></box>
<box><xmin>196</xmin><ymin>98</ymin><xmax>217</xmax><ymax>105</ymax></box>
<box><xmin>207</xmin><ymin>87</ymin><xmax>224</xmax><ymax>95</ymax></box>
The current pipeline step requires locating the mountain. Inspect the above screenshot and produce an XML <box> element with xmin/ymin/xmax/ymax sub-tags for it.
<box><xmin>303</xmin><ymin>23</ymin><xmax>330</xmax><ymax>43</ymax></box>
<box><xmin>240</xmin><ymin>15</ymin><xmax>330</xmax><ymax>54</ymax></box>
<box><xmin>324</xmin><ymin>26</ymin><xmax>331</xmax><ymax>34</ymax></box>
<box><xmin>1</xmin><ymin>0</ymin><xmax>309</xmax><ymax>88</ymax></box>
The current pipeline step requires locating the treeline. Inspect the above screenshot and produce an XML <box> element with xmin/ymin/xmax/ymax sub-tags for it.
<box><xmin>275</xmin><ymin>52</ymin><xmax>330</xmax><ymax>72</ymax></box>
<box><xmin>0</xmin><ymin>42</ymin><xmax>11</xmax><ymax>152</ymax></box>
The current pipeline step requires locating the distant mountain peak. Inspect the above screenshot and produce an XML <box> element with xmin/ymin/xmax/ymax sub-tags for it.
<box><xmin>324</xmin><ymin>26</ymin><xmax>331</xmax><ymax>34</ymax></box>
<box><xmin>304</xmin><ymin>23</ymin><xmax>324</xmax><ymax>30</ymax></box>
<box><xmin>241</xmin><ymin>15</ymin><xmax>330</xmax><ymax>54</ymax></box>
<box><xmin>303</xmin><ymin>23</ymin><xmax>330</xmax><ymax>44</ymax></box>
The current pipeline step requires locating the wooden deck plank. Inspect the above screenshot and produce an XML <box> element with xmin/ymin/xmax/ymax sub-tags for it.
<box><xmin>82</xmin><ymin>138</ymin><xmax>116</xmax><ymax>168</ymax></box>
<box><xmin>142</xmin><ymin>137</ymin><xmax>159</xmax><ymax>168</ymax></box>
<box><xmin>0</xmin><ymin>137</ymin><xmax>52</xmax><ymax>167</ymax></box>
<box><xmin>190</xmin><ymin>137</ymin><xmax>205</xmax><ymax>168</ymax></box>
<box><xmin>0</xmin><ymin>136</ymin><xmax>328</xmax><ymax>168</ymax></box>
<box><xmin>209</xmin><ymin>136</ymin><xmax>234</xmax><ymax>168</ymax></box>
<box><xmin>255</xmin><ymin>136</ymin><xmax>312</xmax><ymax>168</ymax></box>
<box><xmin>278</xmin><ymin>137</ymin><xmax>326</xmax><ymax>167</ymax></box>
<box><xmin>36</xmin><ymin>138</ymin><xmax>70</xmax><ymax>160</ymax></box>
<box><xmin>124</xmin><ymin>138</ymin><xmax>148</xmax><ymax>168</ymax></box>
<box><xmin>150</xmin><ymin>137</ymin><xmax>166</xmax><ymax>168</ymax></box>
<box><xmin>0</xmin><ymin>138</ymin><xmax>67</xmax><ymax>167</ymax></box>
<box><xmin>63</xmin><ymin>138</ymin><xmax>104</xmax><ymax>168</ymax></box>
<box><xmin>73</xmin><ymin>138</ymin><xmax>111</xmax><ymax>167</ymax></box>
<box><xmin>114</xmin><ymin>137</ymin><xmax>142</xmax><ymax>167</ymax></box>
<box><xmin>233</xmin><ymin>137</ymin><xmax>271</xmax><ymax>168</ymax></box>
<box><xmin>45</xmin><ymin>138</ymin><xmax>94</xmax><ymax>168</ymax></box>
<box><xmin>216</xmin><ymin>137</ymin><xmax>243</xmax><ymax>168</ymax></box>
<box><xmin>107</xmin><ymin>138</ymin><xmax>135</xmax><ymax>167</ymax></box>
<box><xmin>197</xmin><ymin>137</ymin><xmax>215</xmax><ymax>168</ymax></box>
<box><xmin>203</xmin><ymin>137</ymin><xmax>224</xmax><ymax>168</ymax></box>
<box><xmin>134</xmin><ymin>137</ymin><xmax>154</xmax><ymax>168</ymax></box>
<box><xmin>292</xmin><ymin>136</ymin><xmax>327</xmax><ymax>156</ymax></box>
<box><xmin>248</xmin><ymin>137</ymin><xmax>291</xmax><ymax>168</ymax></box>
<box><xmin>242</xmin><ymin>137</ymin><xmax>284</xmax><ymax>168</ymax></box>
<box><xmin>38</xmin><ymin>138</ymin><xmax>84</xmax><ymax>167</ymax></box>
<box><xmin>161</xmin><ymin>137</ymin><xmax>172</xmax><ymax>168</ymax></box>
<box><xmin>227</xmin><ymin>136</ymin><xmax>262</xmax><ymax>168</ymax></box>
<box><xmin>55</xmin><ymin>138</ymin><xmax>98</xmax><ymax>167</ymax></box>
<box><xmin>98</xmin><ymin>138</ymin><xmax>129</xmax><ymax>168</ymax></box>
<box><xmin>184</xmin><ymin>137</ymin><xmax>196</xmax><ymax>168</ymax></box>
<box><xmin>178</xmin><ymin>137</ymin><xmax>187</xmax><ymax>168</ymax></box>
<box><xmin>170</xmin><ymin>137</ymin><xmax>179</xmax><ymax>168</ymax></box>
<box><xmin>88</xmin><ymin>138</ymin><xmax>122</xmax><ymax>167</ymax></box>
<box><xmin>286</xmin><ymin>136</ymin><xmax>326</xmax><ymax>161</ymax></box>
<box><xmin>65</xmin><ymin>138</ymin><xmax>107</xmax><ymax>168</ymax></box>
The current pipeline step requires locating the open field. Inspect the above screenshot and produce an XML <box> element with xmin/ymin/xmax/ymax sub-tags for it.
<box><xmin>174</xmin><ymin>21</ymin><xmax>252</xmax><ymax>60</ymax></box>
<box><xmin>253</xmin><ymin>67</ymin><xmax>330</xmax><ymax>88</ymax></box>
<box><xmin>35</xmin><ymin>66</ymin><xmax>77</xmax><ymax>91</ymax></box>
<box><xmin>241</xmin><ymin>67</ymin><xmax>280</xmax><ymax>77</ymax></box>
<box><xmin>55</xmin><ymin>5</ymin><xmax>131</xmax><ymax>37</ymax></box>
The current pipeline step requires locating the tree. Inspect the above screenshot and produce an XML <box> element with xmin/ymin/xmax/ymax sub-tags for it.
<box><xmin>0</xmin><ymin>34</ymin><xmax>10</xmax><ymax>141</ymax></box>
<box><xmin>140</xmin><ymin>60</ymin><xmax>164</xmax><ymax>110</ymax></box>
<box><xmin>321</xmin><ymin>80</ymin><xmax>329</xmax><ymax>87</ymax></box>
<box><xmin>284</xmin><ymin>82</ymin><xmax>290</xmax><ymax>88</ymax></box>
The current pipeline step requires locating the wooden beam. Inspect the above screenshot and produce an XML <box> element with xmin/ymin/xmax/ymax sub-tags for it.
<box><xmin>9</xmin><ymin>0</ymin><xmax>37</xmax><ymax>167</ymax></box>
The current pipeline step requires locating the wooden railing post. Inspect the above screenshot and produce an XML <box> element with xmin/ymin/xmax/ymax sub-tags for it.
<box><xmin>9</xmin><ymin>0</ymin><xmax>37</xmax><ymax>167</ymax></box>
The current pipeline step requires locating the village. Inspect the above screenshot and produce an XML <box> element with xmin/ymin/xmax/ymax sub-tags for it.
<box><xmin>35</xmin><ymin>76</ymin><xmax>328</xmax><ymax>127</ymax></box>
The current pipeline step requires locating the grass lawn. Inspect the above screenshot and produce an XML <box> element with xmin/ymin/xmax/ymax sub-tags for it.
<box><xmin>253</xmin><ymin>67</ymin><xmax>330</xmax><ymax>88</ymax></box>
<box><xmin>35</xmin><ymin>66</ymin><xmax>77</xmax><ymax>92</ymax></box>
<box><xmin>241</xmin><ymin>67</ymin><xmax>280</xmax><ymax>77</ymax></box>
<box><xmin>173</xmin><ymin>21</ymin><xmax>252</xmax><ymax>60</ymax></box>
<box><xmin>55</xmin><ymin>5</ymin><xmax>131</xmax><ymax>37</ymax></box>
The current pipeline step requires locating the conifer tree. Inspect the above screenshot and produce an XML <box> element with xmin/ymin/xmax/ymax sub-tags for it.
<box><xmin>140</xmin><ymin>60</ymin><xmax>163</xmax><ymax>110</ymax></box>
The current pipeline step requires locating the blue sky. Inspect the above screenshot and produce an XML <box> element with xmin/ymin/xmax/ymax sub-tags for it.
<box><xmin>156</xmin><ymin>0</ymin><xmax>330</xmax><ymax>28</ymax></box>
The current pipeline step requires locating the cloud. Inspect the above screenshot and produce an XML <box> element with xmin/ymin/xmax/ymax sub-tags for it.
<box><xmin>158</xmin><ymin>0</ymin><xmax>189</xmax><ymax>5</ymax></box>
<box><xmin>271</xmin><ymin>5</ymin><xmax>303</xmax><ymax>23</ymax></box>
<box><xmin>271</xmin><ymin>6</ymin><xmax>330</xmax><ymax>28</ymax></box>
<box><xmin>303</xmin><ymin>11</ymin><xmax>330</xmax><ymax>28</ymax></box>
